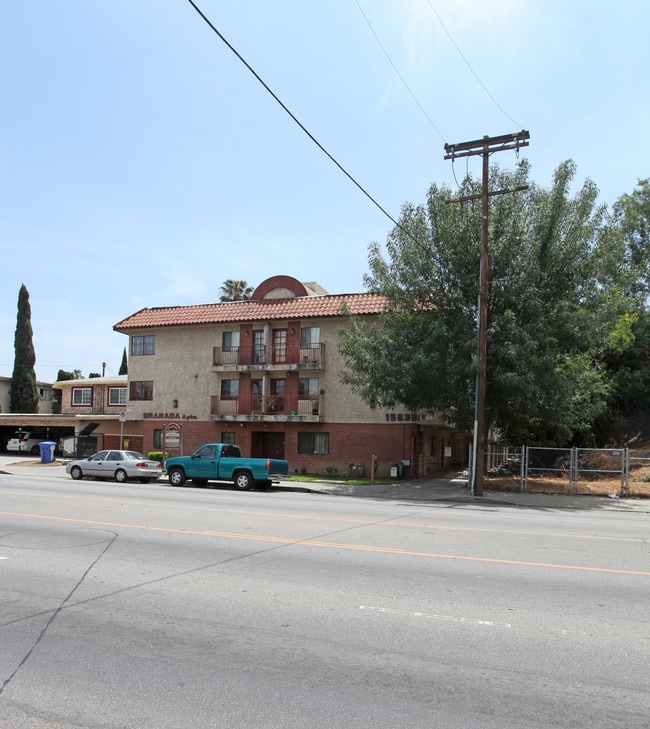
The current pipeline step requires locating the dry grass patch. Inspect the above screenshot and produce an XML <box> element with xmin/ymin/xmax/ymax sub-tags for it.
<box><xmin>485</xmin><ymin>468</ymin><xmax>650</xmax><ymax>498</ymax></box>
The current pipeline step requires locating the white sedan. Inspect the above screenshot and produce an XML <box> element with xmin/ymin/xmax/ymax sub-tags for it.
<box><xmin>66</xmin><ymin>450</ymin><xmax>162</xmax><ymax>483</ymax></box>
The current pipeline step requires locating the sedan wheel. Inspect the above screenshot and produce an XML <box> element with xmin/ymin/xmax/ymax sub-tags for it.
<box><xmin>70</xmin><ymin>465</ymin><xmax>83</xmax><ymax>480</ymax></box>
<box><xmin>115</xmin><ymin>469</ymin><xmax>128</xmax><ymax>483</ymax></box>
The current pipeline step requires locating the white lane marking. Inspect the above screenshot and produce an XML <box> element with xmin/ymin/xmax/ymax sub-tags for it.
<box><xmin>360</xmin><ymin>605</ymin><xmax>513</xmax><ymax>628</ymax></box>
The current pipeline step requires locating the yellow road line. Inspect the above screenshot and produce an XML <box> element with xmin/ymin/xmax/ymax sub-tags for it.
<box><xmin>1</xmin><ymin>510</ymin><xmax>648</xmax><ymax>576</ymax></box>
<box><xmin>0</xmin><ymin>489</ymin><xmax>644</xmax><ymax>543</ymax></box>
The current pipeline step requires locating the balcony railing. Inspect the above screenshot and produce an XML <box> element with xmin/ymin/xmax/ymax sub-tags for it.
<box><xmin>210</xmin><ymin>394</ymin><xmax>321</xmax><ymax>417</ymax></box>
<box><xmin>213</xmin><ymin>343</ymin><xmax>324</xmax><ymax>368</ymax></box>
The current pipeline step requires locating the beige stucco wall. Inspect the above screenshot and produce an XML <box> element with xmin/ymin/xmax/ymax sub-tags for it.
<box><xmin>122</xmin><ymin>317</ymin><xmax>442</xmax><ymax>427</ymax></box>
<box><xmin>0</xmin><ymin>377</ymin><xmax>54</xmax><ymax>414</ymax></box>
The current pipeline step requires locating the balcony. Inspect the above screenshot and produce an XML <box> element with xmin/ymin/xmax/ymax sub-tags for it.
<box><xmin>210</xmin><ymin>394</ymin><xmax>322</xmax><ymax>422</ymax></box>
<box><xmin>212</xmin><ymin>343</ymin><xmax>324</xmax><ymax>371</ymax></box>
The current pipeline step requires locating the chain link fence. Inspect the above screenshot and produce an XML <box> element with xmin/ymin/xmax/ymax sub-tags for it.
<box><xmin>483</xmin><ymin>446</ymin><xmax>650</xmax><ymax>497</ymax></box>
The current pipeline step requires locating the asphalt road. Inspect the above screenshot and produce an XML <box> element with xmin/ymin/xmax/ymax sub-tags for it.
<box><xmin>1</xmin><ymin>472</ymin><xmax>648</xmax><ymax>728</ymax></box>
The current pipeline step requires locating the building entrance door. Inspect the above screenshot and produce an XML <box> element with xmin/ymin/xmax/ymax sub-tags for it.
<box><xmin>251</xmin><ymin>431</ymin><xmax>285</xmax><ymax>460</ymax></box>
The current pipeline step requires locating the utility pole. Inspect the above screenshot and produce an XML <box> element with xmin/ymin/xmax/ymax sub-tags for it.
<box><xmin>444</xmin><ymin>131</ymin><xmax>530</xmax><ymax>496</ymax></box>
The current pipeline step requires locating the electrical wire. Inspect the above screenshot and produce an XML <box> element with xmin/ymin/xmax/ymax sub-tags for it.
<box><xmin>354</xmin><ymin>0</ymin><xmax>446</xmax><ymax>143</ymax></box>
<box><xmin>425</xmin><ymin>0</ymin><xmax>523</xmax><ymax>129</ymax></box>
<box><xmin>185</xmin><ymin>0</ymin><xmax>423</xmax><ymax>248</ymax></box>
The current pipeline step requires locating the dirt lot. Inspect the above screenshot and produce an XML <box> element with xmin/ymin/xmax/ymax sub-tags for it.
<box><xmin>486</xmin><ymin>467</ymin><xmax>650</xmax><ymax>498</ymax></box>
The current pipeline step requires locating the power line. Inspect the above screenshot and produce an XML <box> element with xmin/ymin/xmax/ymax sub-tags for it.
<box><xmin>425</xmin><ymin>0</ymin><xmax>523</xmax><ymax>129</ymax></box>
<box><xmin>354</xmin><ymin>0</ymin><xmax>446</xmax><ymax>143</ymax></box>
<box><xmin>185</xmin><ymin>0</ymin><xmax>417</xmax><ymax>244</ymax></box>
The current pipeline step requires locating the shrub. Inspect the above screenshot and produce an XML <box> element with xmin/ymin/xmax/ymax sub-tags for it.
<box><xmin>147</xmin><ymin>451</ymin><xmax>169</xmax><ymax>463</ymax></box>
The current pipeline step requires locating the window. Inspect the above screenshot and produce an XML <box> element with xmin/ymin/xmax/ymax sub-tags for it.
<box><xmin>273</xmin><ymin>329</ymin><xmax>287</xmax><ymax>363</ymax></box>
<box><xmin>221</xmin><ymin>432</ymin><xmax>236</xmax><ymax>445</ymax></box>
<box><xmin>153</xmin><ymin>429</ymin><xmax>163</xmax><ymax>449</ymax></box>
<box><xmin>130</xmin><ymin>380</ymin><xmax>154</xmax><ymax>401</ymax></box>
<box><xmin>222</xmin><ymin>331</ymin><xmax>240</xmax><ymax>352</ymax></box>
<box><xmin>194</xmin><ymin>444</ymin><xmax>217</xmax><ymax>459</ymax></box>
<box><xmin>299</xmin><ymin>377</ymin><xmax>319</xmax><ymax>396</ymax></box>
<box><xmin>220</xmin><ymin>379</ymin><xmax>239</xmax><ymax>399</ymax></box>
<box><xmin>253</xmin><ymin>330</ymin><xmax>265</xmax><ymax>363</ymax></box>
<box><xmin>300</xmin><ymin>327</ymin><xmax>320</xmax><ymax>346</ymax></box>
<box><xmin>108</xmin><ymin>387</ymin><xmax>127</xmax><ymax>406</ymax></box>
<box><xmin>131</xmin><ymin>335</ymin><xmax>155</xmax><ymax>356</ymax></box>
<box><xmin>298</xmin><ymin>432</ymin><xmax>329</xmax><ymax>455</ymax></box>
<box><xmin>72</xmin><ymin>387</ymin><xmax>92</xmax><ymax>406</ymax></box>
<box><xmin>300</xmin><ymin>327</ymin><xmax>321</xmax><ymax>363</ymax></box>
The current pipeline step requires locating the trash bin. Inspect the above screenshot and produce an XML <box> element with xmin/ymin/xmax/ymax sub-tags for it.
<box><xmin>39</xmin><ymin>441</ymin><xmax>57</xmax><ymax>464</ymax></box>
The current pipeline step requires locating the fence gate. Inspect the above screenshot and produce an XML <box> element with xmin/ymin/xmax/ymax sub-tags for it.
<box><xmin>574</xmin><ymin>448</ymin><xmax>625</xmax><ymax>496</ymax></box>
<box><xmin>524</xmin><ymin>447</ymin><xmax>574</xmax><ymax>495</ymax></box>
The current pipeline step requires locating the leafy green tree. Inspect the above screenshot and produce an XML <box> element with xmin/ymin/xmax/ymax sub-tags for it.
<box><xmin>594</xmin><ymin>312</ymin><xmax>650</xmax><ymax>445</ymax></box>
<box><xmin>219</xmin><ymin>280</ymin><xmax>253</xmax><ymax>302</ymax></box>
<box><xmin>52</xmin><ymin>369</ymin><xmax>76</xmax><ymax>414</ymax></box>
<box><xmin>10</xmin><ymin>284</ymin><xmax>40</xmax><ymax>413</ymax></box>
<box><xmin>119</xmin><ymin>347</ymin><xmax>128</xmax><ymax>375</ymax></box>
<box><xmin>339</xmin><ymin>161</ymin><xmax>628</xmax><ymax>446</ymax></box>
<box><xmin>609</xmin><ymin>178</ymin><xmax>650</xmax><ymax>300</ymax></box>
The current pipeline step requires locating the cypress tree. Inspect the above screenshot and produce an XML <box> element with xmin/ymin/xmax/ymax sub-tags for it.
<box><xmin>119</xmin><ymin>347</ymin><xmax>128</xmax><ymax>375</ymax></box>
<box><xmin>10</xmin><ymin>284</ymin><xmax>40</xmax><ymax>413</ymax></box>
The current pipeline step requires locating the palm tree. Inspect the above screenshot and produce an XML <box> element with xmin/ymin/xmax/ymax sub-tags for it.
<box><xmin>219</xmin><ymin>280</ymin><xmax>254</xmax><ymax>302</ymax></box>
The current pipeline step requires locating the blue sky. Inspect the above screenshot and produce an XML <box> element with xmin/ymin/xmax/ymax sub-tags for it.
<box><xmin>1</xmin><ymin>0</ymin><xmax>648</xmax><ymax>382</ymax></box>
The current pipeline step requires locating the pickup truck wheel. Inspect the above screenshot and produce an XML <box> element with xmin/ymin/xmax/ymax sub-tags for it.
<box><xmin>234</xmin><ymin>471</ymin><xmax>253</xmax><ymax>490</ymax></box>
<box><xmin>168</xmin><ymin>468</ymin><xmax>186</xmax><ymax>487</ymax></box>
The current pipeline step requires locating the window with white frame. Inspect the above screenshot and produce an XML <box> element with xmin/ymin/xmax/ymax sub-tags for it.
<box><xmin>72</xmin><ymin>387</ymin><xmax>92</xmax><ymax>406</ymax></box>
<box><xmin>108</xmin><ymin>387</ymin><xmax>127</xmax><ymax>406</ymax></box>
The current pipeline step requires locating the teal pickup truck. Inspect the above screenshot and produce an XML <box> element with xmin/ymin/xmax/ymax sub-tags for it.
<box><xmin>164</xmin><ymin>443</ymin><xmax>289</xmax><ymax>490</ymax></box>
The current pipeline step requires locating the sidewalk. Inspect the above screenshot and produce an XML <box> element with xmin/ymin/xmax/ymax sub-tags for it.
<box><xmin>287</xmin><ymin>476</ymin><xmax>650</xmax><ymax>512</ymax></box>
<box><xmin>1</xmin><ymin>455</ymin><xmax>647</xmax><ymax>512</ymax></box>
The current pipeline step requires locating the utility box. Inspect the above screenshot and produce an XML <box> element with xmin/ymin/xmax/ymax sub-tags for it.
<box><xmin>346</xmin><ymin>463</ymin><xmax>364</xmax><ymax>478</ymax></box>
<box><xmin>39</xmin><ymin>441</ymin><xmax>57</xmax><ymax>463</ymax></box>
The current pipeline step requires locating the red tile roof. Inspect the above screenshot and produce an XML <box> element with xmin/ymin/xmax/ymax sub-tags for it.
<box><xmin>113</xmin><ymin>293</ymin><xmax>387</xmax><ymax>331</ymax></box>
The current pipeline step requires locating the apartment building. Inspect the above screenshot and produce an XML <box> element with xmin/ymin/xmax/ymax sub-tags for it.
<box><xmin>113</xmin><ymin>275</ymin><xmax>469</xmax><ymax>478</ymax></box>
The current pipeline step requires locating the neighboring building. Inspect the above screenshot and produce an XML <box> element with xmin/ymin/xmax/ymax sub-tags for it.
<box><xmin>51</xmin><ymin>375</ymin><xmax>140</xmax><ymax>454</ymax></box>
<box><xmin>0</xmin><ymin>376</ymin><xmax>54</xmax><ymax>415</ymax></box>
<box><xmin>0</xmin><ymin>376</ymin><xmax>65</xmax><ymax>451</ymax></box>
<box><xmin>113</xmin><ymin>275</ymin><xmax>469</xmax><ymax>478</ymax></box>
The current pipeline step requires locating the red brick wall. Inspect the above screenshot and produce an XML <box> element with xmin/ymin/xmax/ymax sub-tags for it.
<box><xmin>285</xmin><ymin>422</ymin><xmax>414</xmax><ymax>478</ymax></box>
<box><xmin>141</xmin><ymin>419</ymin><xmax>439</xmax><ymax>478</ymax></box>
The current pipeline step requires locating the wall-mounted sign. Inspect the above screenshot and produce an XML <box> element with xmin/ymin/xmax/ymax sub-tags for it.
<box><xmin>143</xmin><ymin>412</ymin><xmax>198</xmax><ymax>420</ymax></box>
